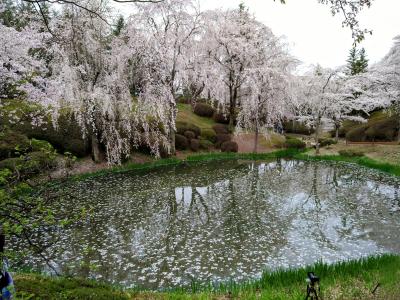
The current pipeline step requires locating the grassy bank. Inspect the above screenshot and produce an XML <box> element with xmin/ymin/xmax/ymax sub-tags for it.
<box><xmin>65</xmin><ymin>148</ymin><xmax>302</xmax><ymax>182</ymax></box>
<box><xmin>13</xmin><ymin>254</ymin><xmax>400</xmax><ymax>299</ymax></box>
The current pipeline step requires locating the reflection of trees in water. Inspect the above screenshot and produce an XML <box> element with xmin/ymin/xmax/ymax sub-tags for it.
<box><xmin>9</xmin><ymin>160</ymin><xmax>400</xmax><ymax>288</ymax></box>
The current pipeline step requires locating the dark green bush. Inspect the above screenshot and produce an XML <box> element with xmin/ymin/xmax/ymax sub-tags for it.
<box><xmin>176</xmin><ymin>122</ymin><xmax>201</xmax><ymax>137</ymax></box>
<box><xmin>0</xmin><ymin>151</ymin><xmax>57</xmax><ymax>176</ymax></box>
<box><xmin>201</xmin><ymin>129</ymin><xmax>217</xmax><ymax>143</ymax></box>
<box><xmin>175</xmin><ymin>134</ymin><xmax>189</xmax><ymax>150</ymax></box>
<box><xmin>0</xmin><ymin>130</ymin><xmax>30</xmax><ymax>159</ymax></box>
<box><xmin>221</xmin><ymin>141</ymin><xmax>238</xmax><ymax>153</ymax></box>
<box><xmin>318</xmin><ymin>138</ymin><xmax>337</xmax><ymax>147</ymax></box>
<box><xmin>190</xmin><ymin>139</ymin><xmax>200</xmax><ymax>152</ymax></box>
<box><xmin>346</xmin><ymin>125</ymin><xmax>368</xmax><ymax>142</ymax></box>
<box><xmin>345</xmin><ymin>115</ymin><xmax>398</xmax><ymax>142</ymax></box>
<box><xmin>184</xmin><ymin>130</ymin><xmax>196</xmax><ymax>140</ymax></box>
<box><xmin>364</xmin><ymin>117</ymin><xmax>398</xmax><ymax>141</ymax></box>
<box><xmin>335</xmin><ymin>120</ymin><xmax>362</xmax><ymax>138</ymax></box>
<box><xmin>193</xmin><ymin>103</ymin><xmax>215</xmax><ymax>118</ymax></box>
<box><xmin>213</xmin><ymin>112</ymin><xmax>230</xmax><ymax>124</ymax></box>
<box><xmin>212</xmin><ymin>124</ymin><xmax>230</xmax><ymax>134</ymax></box>
<box><xmin>284</xmin><ymin>137</ymin><xmax>306</xmax><ymax>149</ymax></box>
<box><xmin>199</xmin><ymin>139</ymin><xmax>213</xmax><ymax>150</ymax></box>
<box><xmin>215</xmin><ymin>134</ymin><xmax>232</xmax><ymax>148</ymax></box>
<box><xmin>283</xmin><ymin>121</ymin><xmax>314</xmax><ymax>135</ymax></box>
<box><xmin>338</xmin><ymin>149</ymin><xmax>364</xmax><ymax>157</ymax></box>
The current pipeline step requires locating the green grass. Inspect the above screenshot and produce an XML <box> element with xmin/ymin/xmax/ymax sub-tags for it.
<box><xmin>176</xmin><ymin>103</ymin><xmax>216</xmax><ymax>130</ymax></box>
<box><xmin>13</xmin><ymin>254</ymin><xmax>400</xmax><ymax>299</ymax></box>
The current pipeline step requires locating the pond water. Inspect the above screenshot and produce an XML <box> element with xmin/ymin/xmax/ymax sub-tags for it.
<box><xmin>10</xmin><ymin>159</ymin><xmax>400</xmax><ymax>289</ymax></box>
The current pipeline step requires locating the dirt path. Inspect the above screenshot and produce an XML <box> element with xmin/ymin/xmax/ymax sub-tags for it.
<box><xmin>233</xmin><ymin>133</ymin><xmax>279</xmax><ymax>153</ymax></box>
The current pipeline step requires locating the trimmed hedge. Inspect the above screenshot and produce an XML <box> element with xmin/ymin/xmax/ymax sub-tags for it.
<box><xmin>221</xmin><ymin>141</ymin><xmax>238</xmax><ymax>153</ymax></box>
<box><xmin>212</xmin><ymin>124</ymin><xmax>230</xmax><ymax>135</ymax></box>
<box><xmin>193</xmin><ymin>103</ymin><xmax>215</xmax><ymax>118</ymax></box>
<box><xmin>318</xmin><ymin>138</ymin><xmax>337</xmax><ymax>147</ymax></box>
<box><xmin>346</xmin><ymin>116</ymin><xmax>399</xmax><ymax>142</ymax></box>
<box><xmin>213</xmin><ymin>112</ymin><xmax>230</xmax><ymax>124</ymax></box>
<box><xmin>176</xmin><ymin>122</ymin><xmax>201</xmax><ymax>137</ymax></box>
<box><xmin>284</xmin><ymin>137</ymin><xmax>306</xmax><ymax>149</ymax></box>
<box><xmin>184</xmin><ymin>130</ymin><xmax>196</xmax><ymax>140</ymax></box>
<box><xmin>199</xmin><ymin>139</ymin><xmax>213</xmax><ymax>150</ymax></box>
<box><xmin>190</xmin><ymin>139</ymin><xmax>200</xmax><ymax>152</ymax></box>
<box><xmin>201</xmin><ymin>129</ymin><xmax>217</xmax><ymax>143</ymax></box>
<box><xmin>215</xmin><ymin>134</ymin><xmax>232</xmax><ymax>148</ymax></box>
<box><xmin>175</xmin><ymin>134</ymin><xmax>189</xmax><ymax>150</ymax></box>
<box><xmin>283</xmin><ymin>121</ymin><xmax>315</xmax><ymax>135</ymax></box>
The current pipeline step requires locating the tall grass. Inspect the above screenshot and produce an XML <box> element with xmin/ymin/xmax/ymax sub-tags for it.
<box><xmin>14</xmin><ymin>254</ymin><xmax>400</xmax><ymax>299</ymax></box>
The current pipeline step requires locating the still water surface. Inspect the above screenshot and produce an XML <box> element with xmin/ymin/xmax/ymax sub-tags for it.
<box><xmin>11</xmin><ymin>159</ymin><xmax>400</xmax><ymax>289</ymax></box>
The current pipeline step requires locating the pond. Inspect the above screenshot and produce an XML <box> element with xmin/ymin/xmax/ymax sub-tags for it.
<box><xmin>10</xmin><ymin>159</ymin><xmax>400</xmax><ymax>289</ymax></box>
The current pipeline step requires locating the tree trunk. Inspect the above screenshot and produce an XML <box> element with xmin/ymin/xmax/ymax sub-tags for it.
<box><xmin>169</xmin><ymin>124</ymin><xmax>176</xmax><ymax>156</ymax></box>
<box><xmin>253</xmin><ymin>124</ymin><xmax>259</xmax><ymax>153</ymax></box>
<box><xmin>397</xmin><ymin>117</ymin><xmax>400</xmax><ymax>142</ymax></box>
<box><xmin>229</xmin><ymin>86</ymin><xmax>237</xmax><ymax>130</ymax></box>
<box><xmin>169</xmin><ymin>101</ymin><xmax>177</xmax><ymax>156</ymax></box>
<box><xmin>315</xmin><ymin>119</ymin><xmax>321</xmax><ymax>155</ymax></box>
<box><xmin>91</xmin><ymin>134</ymin><xmax>102</xmax><ymax>163</ymax></box>
<box><xmin>335</xmin><ymin>125</ymin><xmax>340</xmax><ymax>143</ymax></box>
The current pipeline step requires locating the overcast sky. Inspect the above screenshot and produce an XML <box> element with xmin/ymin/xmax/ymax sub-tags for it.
<box><xmin>199</xmin><ymin>0</ymin><xmax>400</xmax><ymax>69</ymax></box>
<box><xmin>115</xmin><ymin>0</ymin><xmax>400</xmax><ymax>69</ymax></box>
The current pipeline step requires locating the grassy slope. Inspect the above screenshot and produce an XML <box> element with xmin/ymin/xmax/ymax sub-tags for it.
<box><xmin>176</xmin><ymin>103</ymin><xmax>216</xmax><ymax>130</ymax></box>
<box><xmin>14</xmin><ymin>255</ymin><xmax>400</xmax><ymax>299</ymax></box>
<box><xmin>13</xmin><ymin>149</ymin><xmax>400</xmax><ymax>299</ymax></box>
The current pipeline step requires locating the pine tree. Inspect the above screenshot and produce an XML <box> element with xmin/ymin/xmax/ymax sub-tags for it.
<box><xmin>346</xmin><ymin>46</ymin><xmax>358</xmax><ymax>75</ymax></box>
<box><xmin>113</xmin><ymin>15</ymin><xmax>125</xmax><ymax>36</ymax></box>
<box><xmin>346</xmin><ymin>46</ymin><xmax>368</xmax><ymax>75</ymax></box>
<box><xmin>356</xmin><ymin>48</ymin><xmax>369</xmax><ymax>73</ymax></box>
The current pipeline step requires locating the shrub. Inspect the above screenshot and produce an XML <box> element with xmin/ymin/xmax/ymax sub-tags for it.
<box><xmin>365</xmin><ymin>117</ymin><xmax>398</xmax><ymax>141</ymax></box>
<box><xmin>0</xmin><ymin>151</ymin><xmax>57</xmax><ymax>176</ymax></box>
<box><xmin>318</xmin><ymin>138</ymin><xmax>337</xmax><ymax>147</ymax></box>
<box><xmin>346</xmin><ymin>125</ymin><xmax>367</xmax><ymax>142</ymax></box>
<box><xmin>283</xmin><ymin>121</ymin><xmax>315</xmax><ymax>135</ymax></box>
<box><xmin>30</xmin><ymin>138</ymin><xmax>54</xmax><ymax>152</ymax></box>
<box><xmin>190</xmin><ymin>139</ymin><xmax>200</xmax><ymax>152</ymax></box>
<box><xmin>284</xmin><ymin>137</ymin><xmax>306</xmax><ymax>149</ymax></box>
<box><xmin>0</xmin><ymin>130</ymin><xmax>30</xmax><ymax>159</ymax></box>
<box><xmin>175</xmin><ymin>134</ymin><xmax>189</xmax><ymax>150</ymax></box>
<box><xmin>176</xmin><ymin>122</ymin><xmax>201</xmax><ymax>137</ymax></box>
<box><xmin>0</xmin><ymin>157</ymin><xmax>21</xmax><ymax>171</ymax></box>
<box><xmin>201</xmin><ymin>129</ymin><xmax>217</xmax><ymax>143</ymax></box>
<box><xmin>221</xmin><ymin>141</ymin><xmax>238</xmax><ymax>152</ymax></box>
<box><xmin>215</xmin><ymin>134</ymin><xmax>232</xmax><ymax>148</ymax></box>
<box><xmin>213</xmin><ymin>112</ymin><xmax>230</xmax><ymax>124</ymax></box>
<box><xmin>338</xmin><ymin>149</ymin><xmax>364</xmax><ymax>157</ymax></box>
<box><xmin>184</xmin><ymin>130</ymin><xmax>196</xmax><ymax>140</ymax></box>
<box><xmin>212</xmin><ymin>124</ymin><xmax>230</xmax><ymax>134</ymax></box>
<box><xmin>335</xmin><ymin>120</ymin><xmax>362</xmax><ymax>138</ymax></box>
<box><xmin>199</xmin><ymin>139</ymin><xmax>213</xmax><ymax>150</ymax></box>
<box><xmin>193</xmin><ymin>103</ymin><xmax>215</xmax><ymax>118</ymax></box>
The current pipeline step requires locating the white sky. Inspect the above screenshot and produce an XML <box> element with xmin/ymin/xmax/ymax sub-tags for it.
<box><xmin>115</xmin><ymin>0</ymin><xmax>400</xmax><ymax>69</ymax></box>
<box><xmin>199</xmin><ymin>0</ymin><xmax>400</xmax><ymax>69</ymax></box>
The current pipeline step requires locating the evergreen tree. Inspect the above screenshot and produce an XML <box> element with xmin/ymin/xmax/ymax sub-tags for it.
<box><xmin>113</xmin><ymin>15</ymin><xmax>125</xmax><ymax>36</ymax></box>
<box><xmin>356</xmin><ymin>48</ymin><xmax>369</xmax><ymax>73</ymax></box>
<box><xmin>346</xmin><ymin>46</ymin><xmax>358</xmax><ymax>75</ymax></box>
<box><xmin>346</xmin><ymin>46</ymin><xmax>368</xmax><ymax>75</ymax></box>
